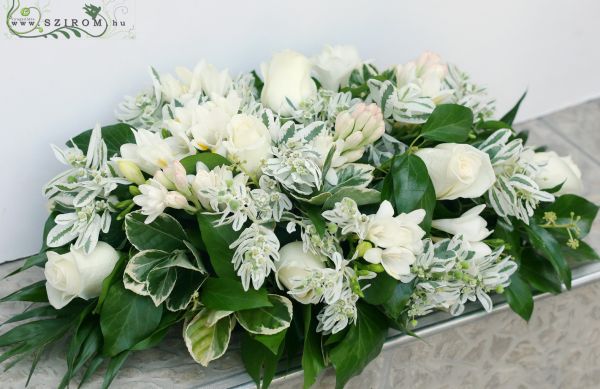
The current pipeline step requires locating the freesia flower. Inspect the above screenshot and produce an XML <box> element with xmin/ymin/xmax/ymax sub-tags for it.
<box><xmin>120</xmin><ymin>129</ymin><xmax>189</xmax><ymax>175</ymax></box>
<box><xmin>366</xmin><ymin>200</ymin><xmax>426</xmax><ymax>252</ymax></box>
<box><xmin>363</xmin><ymin>246</ymin><xmax>416</xmax><ymax>280</ymax></box>
<box><xmin>133</xmin><ymin>178</ymin><xmax>189</xmax><ymax>223</ymax></box>
<box><xmin>432</xmin><ymin>204</ymin><xmax>491</xmax><ymax>243</ymax></box>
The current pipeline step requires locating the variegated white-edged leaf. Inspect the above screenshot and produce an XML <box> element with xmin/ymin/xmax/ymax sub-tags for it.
<box><xmin>479</xmin><ymin>128</ymin><xmax>512</xmax><ymax>152</ymax></box>
<box><xmin>125</xmin><ymin>249</ymin><xmax>199</xmax><ymax>305</ymax></box>
<box><xmin>326</xmin><ymin>163</ymin><xmax>374</xmax><ymax>192</ymax></box>
<box><xmin>510</xmin><ymin>174</ymin><xmax>539</xmax><ymax>192</ymax></box>
<box><xmin>183</xmin><ymin>240</ymin><xmax>207</xmax><ymax>273</ymax></box>
<box><xmin>46</xmin><ymin>221</ymin><xmax>78</xmax><ymax>247</ymax></box>
<box><xmin>184</xmin><ymin>309</ymin><xmax>235</xmax><ymax>367</ymax></box>
<box><xmin>234</xmin><ymin>294</ymin><xmax>293</xmax><ymax>335</ymax></box>
<box><xmin>295</xmin><ymin>121</ymin><xmax>326</xmax><ymax>142</ymax></box>
<box><xmin>323</xmin><ymin>187</ymin><xmax>381</xmax><ymax>210</ymax></box>
<box><xmin>123</xmin><ymin>273</ymin><xmax>150</xmax><ymax>296</ymax></box>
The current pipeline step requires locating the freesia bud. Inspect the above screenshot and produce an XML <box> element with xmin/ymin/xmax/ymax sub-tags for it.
<box><xmin>154</xmin><ymin>171</ymin><xmax>175</xmax><ymax>190</ymax></box>
<box><xmin>164</xmin><ymin>160</ymin><xmax>190</xmax><ymax>194</ymax></box>
<box><xmin>165</xmin><ymin>191</ymin><xmax>188</xmax><ymax>209</ymax></box>
<box><xmin>116</xmin><ymin>160</ymin><xmax>146</xmax><ymax>185</ymax></box>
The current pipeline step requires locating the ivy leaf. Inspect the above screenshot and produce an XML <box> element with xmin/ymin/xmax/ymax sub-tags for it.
<box><xmin>519</xmin><ymin>248</ymin><xmax>562</xmax><ymax>294</ymax></box>
<box><xmin>540</xmin><ymin>194</ymin><xmax>599</xmax><ymax>239</ymax></box>
<box><xmin>421</xmin><ymin>104</ymin><xmax>473</xmax><ymax>143</ymax></box>
<box><xmin>382</xmin><ymin>153</ymin><xmax>436</xmax><ymax>231</ymax></box>
<box><xmin>183</xmin><ymin>309</ymin><xmax>235</xmax><ymax>367</ymax></box>
<box><xmin>241</xmin><ymin>331</ymin><xmax>284</xmax><ymax>389</ymax></box>
<box><xmin>302</xmin><ymin>306</ymin><xmax>325</xmax><ymax>389</ymax></box>
<box><xmin>179</xmin><ymin>152</ymin><xmax>231</xmax><ymax>174</ymax></box>
<box><xmin>329</xmin><ymin>303</ymin><xmax>388</xmax><ymax>389</ymax></box>
<box><xmin>562</xmin><ymin>240</ymin><xmax>600</xmax><ymax>263</ymax></box>
<box><xmin>125</xmin><ymin>211</ymin><xmax>188</xmax><ymax>252</ymax></box>
<box><xmin>69</xmin><ymin>123</ymin><xmax>135</xmax><ymax>157</ymax></box>
<box><xmin>200</xmin><ymin>278</ymin><xmax>272</xmax><ymax>312</ymax></box>
<box><xmin>196</xmin><ymin>213</ymin><xmax>238</xmax><ymax>278</ymax></box>
<box><xmin>382</xmin><ymin>282</ymin><xmax>415</xmax><ymax>321</ymax></box>
<box><xmin>360</xmin><ymin>273</ymin><xmax>398</xmax><ymax>306</ymax></box>
<box><xmin>503</xmin><ymin>272</ymin><xmax>533</xmax><ymax>321</ymax></box>
<box><xmin>100</xmin><ymin>282</ymin><xmax>163</xmax><ymax>356</ymax></box>
<box><xmin>523</xmin><ymin>220</ymin><xmax>572</xmax><ymax>289</ymax></box>
<box><xmin>235</xmin><ymin>295</ymin><xmax>293</xmax><ymax>335</ymax></box>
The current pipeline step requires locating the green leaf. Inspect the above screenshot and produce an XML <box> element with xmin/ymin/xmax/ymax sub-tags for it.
<box><xmin>382</xmin><ymin>153</ymin><xmax>436</xmax><ymax>231</ymax></box>
<box><xmin>196</xmin><ymin>213</ymin><xmax>238</xmax><ymax>278</ymax></box>
<box><xmin>302</xmin><ymin>306</ymin><xmax>325</xmax><ymax>389</ymax></box>
<box><xmin>241</xmin><ymin>331</ymin><xmax>284</xmax><ymax>389</ymax></box>
<box><xmin>323</xmin><ymin>187</ymin><xmax>381</xmax><ymax>210</ymax></box>
<box><xmin>94</xmin><ymin>254</ymin><xmax>127</xmax><ymax>314</ymax></box>
<box><xmin>503</xmin><ymin>272</ymin><xmax>533</xmax><ymax>321</ymax></box>
<box><xmin>179</xmin><ymin>152</ymin><xmax>231</xmax><ymax>174</ymax></box>
<box><xmin>102</xmin><ymin>350</ymin><xmax>131</xmax><ymax>389</ymax></box>
<box><xmin>3</xmin><ymin>252</ymin><xmax>47</xmax><ymax>279</ymax></box>
<box><xmin>562</xmin><ymin>240</ymin><xmax>600</xmax><ymax>263</ymax></box>
<box><xmin>200</xmin><ymin>278</ymin><xmax>272</xmax><ymax>312</ymax></box>
<box><xmin>69</xmin><ymin>123</ymin><xmax>135</xmax><ymax>157</ymax></box>
<box><xmin>0</xmin><ymin>280</ymin><xmax>47</xmax><ymax>303</ymax></box>
<box><xmin>183</xmin><ymin>309</ymin><xmax>235</xmax><ymax>366</ymax></box>
<box><xmin>361</xmin><ymin>273</ymin><xmax>398</xmax><ymax>305</ymax></box>
<box><xmin>235</xmin><ymin>295</ymin><xmax>293</xmax><ymax>335</ymax></box>
<box><xmin>524</xmin><ymin>220</ymin><xmax>572</xmax><ymax>289</ymax></box>
<box><xmin>100</xmin><ymin>282</ymin><xmax>163</xmax><ymax>356</ymax></box>
<box><xmin>125</xmin><ymin>211</ymin><xmax>189</xmax><ymax>252</ymax></box>
<box><xmin>329</xmin><ymin>303</ymin><xmax>388</xmax><ymax>389</ymax></box>
<box><xmin>381</xmin><ymin>282</ymin><xmax>414</xmax><ymax>320</ymax></box>
<box><xmin>500</xmin><ymin>91</ymin><xmax>527</xmax><ymax>125</ymax></box>
<box><xmin>253</xmin><ymin>330</ymin><xmax>288</xmax><ymax>355</ymax></box>
<box><xmin>421</xmin><ymin>104</ymin><xmax>474</xmax><ymax>142</ymax></box>
<box><xmin>540</xmin><ymin>194</ymin><xmax>599</xmax><ymax>238</ymax></box>
<box><xmin>165</xmin><ymin>269</ymin><xmax>207</xmax><ymax>312</ymax></box>
<box><xmin>519</xmin><ymin>249</ymin><xmax>562</xmax><ymax>294</ymax></box>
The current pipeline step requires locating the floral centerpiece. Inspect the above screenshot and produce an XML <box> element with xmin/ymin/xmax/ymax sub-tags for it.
<box><xmin>1</xmin><ymin>46</ymin><xmax>597</xmax><ymax>389</ymax></box>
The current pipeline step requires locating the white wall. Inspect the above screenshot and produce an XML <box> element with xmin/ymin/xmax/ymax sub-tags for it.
<box><xmin>1</xmin><ymin>0</ymin><xmax>600</xmax><ymax>261</ymax></box>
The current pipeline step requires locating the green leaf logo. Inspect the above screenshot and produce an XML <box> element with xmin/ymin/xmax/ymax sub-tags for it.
<box><xmin>20</xmin><ymin>7</ymin><xmax>30</xmax><ymax>16</ymax></box>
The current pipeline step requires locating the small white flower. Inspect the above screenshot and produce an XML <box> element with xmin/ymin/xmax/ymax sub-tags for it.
<box><xmin>263</xmin><ymin>138</ymin><xmax>323</xmax><ymax>196</ymax></box>
<box><xmin>316</xmin><ymin>287</ymin><xmax>358</xmax><ymax>334</ymax></box>
<box><xmin>230</xmin><ymin>223</ymin><xmax>280</xmax><ymax>290</ymax></box>
<box><xmin>117</xmin><ymin>68</ymin><xmax>162</xmax><ymax>127</ymax></box>
<box><xmin>322</xmin><ymin>197</ymin><xmax>369</xmax><ymax>239</ymax></box>
<box><xmin>251</xmin><ymin>176</ymin><xmax>292</xmax><ymax>222</ymax></box>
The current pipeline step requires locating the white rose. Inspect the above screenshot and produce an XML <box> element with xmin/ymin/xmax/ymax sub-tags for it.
<box><xmin>366</xmin><ymin>201</ymin><xmax>426</xmax><ymax>253</ymax></box>
<box><xmin>312</xmin><ymin>45</ymin><xmax>361</xmax><ymax>91</ymax></box>
<box><xmin>275</xmin><ymin>242</ymin><xmax>325</xmax><ymax>304</ymax></box>
<box><xmin>416</xmin><ymin>144</ymin><xmax>496</xmax><ymax>200</ymax></box>
<box><xmin>224</xmin><ymin>114</ymin><xmax>272</xmax><ymax>177</ymax></box>
<box><xmin>432</xmin><ymin>204</ymin><xmax>491</xmax><ymax>242</ymax></box>
<box><xmin>261</xmin><ymin>50</ymin><xmax>317</xmax><ymax>115</ymax></box>
<box><xmin>530</xmin><ymin>151</ymin><xmax>583</xmax><ymax>196</ymax></box>
<box><xmin>44</xmin><ymin>242</ymin><xmax>119</xmax><ymax>309</ymax></box>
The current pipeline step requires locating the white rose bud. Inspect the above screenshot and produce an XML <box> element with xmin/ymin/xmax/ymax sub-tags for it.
<box><xmin>396</xmin><ymin>51</ymin><xmax>451</xmax><ymax>104</ymax></box>
<box><xmin>416</xmin><ymin>144</ymin><xmax>496</xmax><ymax>200</ymax></box>
<box><xmin>115</xmin><ymin>160</ymin><xmax>146</xmax><ymax>185</ymax></box>
<box><xmin>44</xmin><ymin>242</ymin><xmax>119</xmax><ymax>309</ymax></box>
<box><xmin>312</xmin><ymin>45</ymin><xmax>362</xmax><ymax>91</ymax></box>
<box><xmin>275</xmin><ymin>241</ymin><xmax>325</xmax><ymax>304</ymax></box>
<box><xmin>530</xmin><ymin>151</ymin><xmax>583</xmax><ymax>196</ymax></box>
<box><xmin>432</xmin><ymin>204</ymin><xmax>492</xmax><ymax>242</ymax></box>
<box><xmin>261</xmin><ymin>50</ymin><xmax>317</xmax><ymax>115</ymax></box>
<box><xmin>331</xmin><ymin>103</ymin><xmax>385</xmax><ymax>166</ymax></box>
<box><xmin>224</xmin><ymin>114</ymin><xmax>272</xmax><ymax>177</ymax></box>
